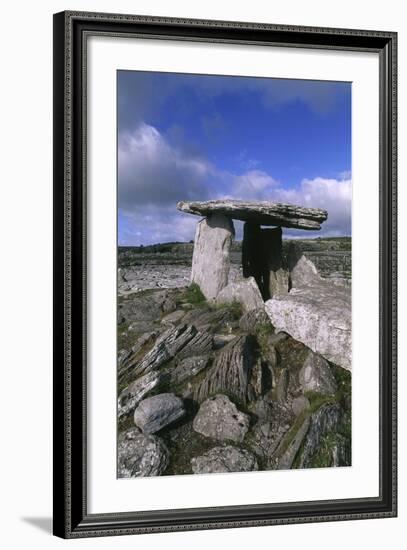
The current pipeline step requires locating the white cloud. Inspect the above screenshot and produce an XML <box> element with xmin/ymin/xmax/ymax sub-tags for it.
<box><xmin>118</xmin><ymin>123</ymin><xmax>351</xmax><ymax>244</ymax></box>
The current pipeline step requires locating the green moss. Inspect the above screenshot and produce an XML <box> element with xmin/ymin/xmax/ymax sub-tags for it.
<box><xmin>180</xmin><ymin>283</ymin><xmax>206</xmax><ymax>305</ymax></box>
<box><xmin>304</xmin><ymin>391</ymin><xmax>337</xmax><ymax>413</ymax></box>
<box><xmin>211</xmin><ymin>300</ymin><xmax>243</xmax><ymax>319</ymax></box>
<box><xmin>276</xmin><ymin>410</ymin><xmax>310</xmax><ymax>459</ymax></box>
<box><xmin>118</xmin><ymin>414</ymin><xmax>134</xmax><ymax>433</ymax></box>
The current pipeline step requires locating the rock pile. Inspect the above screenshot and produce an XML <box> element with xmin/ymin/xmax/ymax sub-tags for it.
<box><xmin>117</xmin><ymin>286</ymin><xmax>351</xmax><ymax>478</ymax></box>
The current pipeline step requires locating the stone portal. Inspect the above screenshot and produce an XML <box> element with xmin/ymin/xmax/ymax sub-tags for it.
<box><xmin>177</xmin><ymin>199</ymin><xmax>328</xmax><ymax>305</ymax></box>
<box><xmin>242</xmin><ymin>224</ymin><xmax>289</xmax><ymax>300</ymax></box>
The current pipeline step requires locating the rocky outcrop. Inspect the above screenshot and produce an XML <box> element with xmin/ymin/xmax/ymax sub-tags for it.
<box><xmin>277</xmin><ymin>416</ymin><xmax>311</xmax><ymax>470</ymax></box>
<box><xmin>193</xmin><ymin>395</ymin><xmax>250</xmax><ymax>443</ymax></box>
<box><xmin>265</xmin><ymin>282</ymin><xmax>351</xmax><ymax>370</ymax></box>
<box><xmin>298</xmin><ymin>351</ymin><xmax>337</xmax><ymax>395</ymax></box>
<box><xmin>133</xmin><ymin>393</ymin><xmax>186</xmax><ymax>433</ymax></box>
<box><xmin>118</xmin><ymin>428</ymin><xmax>169</xmax><ymax>477</ymax></box>
<box><xmin>177</xmin><ymin>200</ymin><xmax>328</xmax><ymax>230</ymax></box>
<box><xmin>169</xmin><ymin>355</ymin><xmax>211</xmax><ymax>385</ymax></box>
<box><xmin>190</xmin><ymin>214</ymin><xmax>235</xmax><ymax>301</ymax></box>
<box><xmin>134</xmin><ymin>324</ymin><xmax>197</xmax><ymax>377</ymax></box>
<box><xmin>117</xmin><ymin>285</ymin><xmax>351</xmax><ymax>477</ymax></box>
<box><xmin>297</xmin><ymin>404</ymin><xmax>343</xmax><ymax>468</ymax></box>
<box><xmin>191</xmin><ymin>446</ymin><xmax>258</xmax><ymax>474</ymax></box>
<box><xmin>193</xmin><ymin>335</ymin><xmax>259</xmax><ymax>405</ymax></box>
<box><xmin>239</xmin><ymin>307</ymin><xmax>270</xmax><ymax>332</ymax></box>
<box><xmin>118</xmin><ymin>371</ymin><xmax>161</xmax><ymax>418</ymax></box>
<box><xmin>215</xmin><ymin>276</ymin><xmax>264</xmax><ymax>312</ymax></box>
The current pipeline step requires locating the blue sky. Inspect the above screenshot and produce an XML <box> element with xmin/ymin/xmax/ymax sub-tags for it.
<box><xmin>118</xmin><ymin>71</ymin><xmax>351</xmax><ymax>245</ymax></box>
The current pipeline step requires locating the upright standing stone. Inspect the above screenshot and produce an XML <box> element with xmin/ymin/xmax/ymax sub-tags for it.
<box><xmin>191</xmin><ymin>213</ymin><xmax>235</xmax><ymax>301</ymax></box>
<box><xmin>261</xmin><ymin>227</ymin><xmax>289</xmax><ymax>298</ymax></box>
<box><xmin>242</xmin><ymin>224</ymin><xmax>288</xmax><ymax>300</ymax></box>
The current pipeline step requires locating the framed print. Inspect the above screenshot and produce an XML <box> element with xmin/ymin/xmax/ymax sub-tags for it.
<box><xmin>53</xmin><ymin>11</ymin><xmax>397</xmax><ymax>538</ymax></box>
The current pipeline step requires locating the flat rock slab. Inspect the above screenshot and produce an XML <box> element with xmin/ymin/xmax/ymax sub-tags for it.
<box><xmin>265</xmin><ymin>282</ymin><xmax>351</xmax><ymax>370</ymax></box>
<box><xmin>177</xmin><ymin>200</ymin><xmax>327</xmax><ymax>230</ymax></box>
<box><xmin>191</xmin><ymin>445</ymin><xmax>259</xmax><ymax>474</ymax></box>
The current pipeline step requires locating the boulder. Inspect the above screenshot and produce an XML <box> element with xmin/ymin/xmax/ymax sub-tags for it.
<box><xmin>193</xmin><ymin>394</ymin><xmax>250</xmax><ymax>443</ymax></box>
<box><xmin>117</xmin><ymin>428</ymin><xmax>169</xmax><ymax>477</ymax></box>
<box><xmin>298</xmin><ymin>351</ymin><xmax>337</xmax><ymax>396</ymax></box>
<box><xmin>215</xmin><ymin>277</ymin><xmax>264</xmax><ymax>313</ymax></box>
<box><xmin>193</xmin><ymin>335</ymin><xmax>258</xmax><ymax>405</ymax></box>
<box><xmin>288</xmin><ymin>250</ymin><xmax>322</xmax><ymax>288</ymax></box>
<box><xmin>265</xmin><ymin>281</ymin><xmax>351</xmax><ymax>370</ymax></box>
<box><xmin>191</xmin><ymin>446</ymin><xmax>258</xmax><ymax>474</ymax></box>
<box><xmin>133</xmin><ymin>393</ymin><xmax>186</xmax><ymax>433</ymax></box>
<box><xmin>177</xmin><ymin>199</ymin><xmax>327</xmax><ymax>230</ymax></box>
<box><xmin>190</xmin><ymin>214</ymin><xmax>235</xmax><ymax>301</ymax></box>
<box><xmin>118</xmin><ymin>371</ymin><xmax>161</xmax><ymax>418</ymax></box>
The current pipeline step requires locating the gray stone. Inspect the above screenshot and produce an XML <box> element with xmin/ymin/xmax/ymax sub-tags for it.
<box><xmin>239</xmin><ymin>307</ymin><xmax>271</xmax><ymax>332</ymax></box>
<box><xmin>289</xmin><ymin>252</ymin><xmax>322</xmax><ymax>288</ymax></box>
<box><xmin>134</xmin><ymin>324</ymin><xmax>197</xmax><ymax>377</ymax></box>
<box><xmin>176</xmin><ymin>330</ymin><xmax>213</xmax><ymax>359</ymax></box>
<box><xmin>133</xmin><ymin>393</ymin><xmax>186</xmax><ymax>433</ymax></box>
<box><xmin>190</xmin><ymin>214</ymin><xmax>235</xmax><ymax>301</ymax></box>
<box><xmin>243</xmin><ymin>225</ymin><xmax>288</xmax><ymax>300</ymax></box>
<box><xmin>119</xmin><ymin>289</ymin><xmax>177</xmax><ymax>323</ymax></box>
<box><xmin>193</xmin><ymin>394</ymin><xmax>250</xmax><ymax>443</ymax></box>
<box><xmin>276</xmin><ymin>368</ymin><xmax>289</xmax><ymax>403</ymax></box>
<box><xmin>297</xmin><ymin>404</ymin><xmax>342</xmax><ymax>468</ymax></box>
<box><xmin>194</xmin><ymin>335</ymin><xmax>258</xmax><ymax>405</ymax></box>
<box><xmin>298</xmin><ymin>351</ymin><xmax>337</xmax><ymax>396</ymax></box>
<box><xmin>277</xmin><ymin>416</ymin><xmax>311</xmax><ymax>470</ymax></box>
<box><xmin>215</xmin><ymin>276</ymin><xmax>264</xmax><ymax>312</ymax></box>
<box><xmin>191</xmin><ymin>446</ymin><xmax>258</xmax><ymax>474</ymax></box>
<box><xmin>177</xmin><ymin>199</ymin><xmax>328</xmax><ymax>230</ymax></box>
<box><xmin>265</xmin><ymin>281</ymin><xmax>351</xmax><ymax>370</ymax></box>
<box><xmin>291</xmin><ymin>396</ymin><xmax>311</xmax><ymax>416</ymax></box>
<box><xmin>161</xmin><ymin>309</ymin><xmax>186</xmax><ymax>325</ymax></box>
<box><xmin>118</xmin><ymin>371</ymin><xmax>161</xmax><ymax>418</ymax></box>
<box><xmin>117</xmin><ymin>428</ymin><xmax>169</xmax><ymax>477</ymax></box>
<box><xmin>170</xmin><ymin>355</ymin><xmax>211</xmax><ymax>385</ymax></box>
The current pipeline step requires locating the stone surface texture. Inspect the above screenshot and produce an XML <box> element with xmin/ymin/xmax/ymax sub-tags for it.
<box><xmin>133</xmin><ymin>393</ymin><xmax>186</xmax><ymax>433</ymax></box>
<box><xmin>118</xmin><ymin>428</ymin><xmax>169</xmax><ymax>477</ymax></box>
<box><xmin>298</xmin><ymin>351</ymin><xmax>337</xmax><ymax>395</ymax></box>
<box><xmin>191</xmin><ymin>446</ymin><xmax>259</xmax><ymax>474</ymax></box>
<box><xmin>118</xmin><ymin>371</ymin><xmax>161</xmax><ymax>418</ymax></box>
<box><xmin>265</xmin><ymin>281</ymin><xmax>351</xmax><ymax>370</ymax></box>
<box><xmin>190</xmin><ymin>214</ymin><xmax>235</xmax><ymax>301</ymax></box>
<box><xmin>177</xmin><ymin>199</ymin><xmax>328</xmax><ymax>230</ymax></box>
<box><xmin>192</xmin><ymin>394</ymin><xmax>250</xmax><ymax>443</ymax></box>
<box><xmin>215</xmin><ymin>276</ymin><xmax>264</xmax><ymax>312</ymax></box>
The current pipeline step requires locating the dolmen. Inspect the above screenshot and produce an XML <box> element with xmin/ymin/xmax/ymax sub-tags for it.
<box><xmin>177</xmin><ymin>199</ymin><xmax>352</xmax><ymax>372</ymax></box>
<box><xmin>177</xmin><ymin>199</ymin><xmax>327</xmax><ymax>302</ymax></box>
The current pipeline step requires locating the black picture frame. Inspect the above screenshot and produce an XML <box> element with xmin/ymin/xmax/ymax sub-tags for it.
<box><xmin>53</xmin><ymin>10</ymin><xmax>397</xmax><ymax>539</ymax></box>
